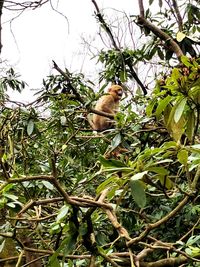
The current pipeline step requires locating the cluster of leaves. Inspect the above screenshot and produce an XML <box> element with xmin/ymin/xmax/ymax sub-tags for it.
<box><xmin>139</xmin><ymin>0</ymin><xmax>200</xmax><ymax>61</ymax></box>
<box><xmin>98</xmin><ymin>49</ymin><xmax>143</xmax><ymax>83</ymax></box>
<box><xmin>147</xmin><ymin>56</ymin><xmax>200</xmax><ymax>142</ymax></box>
<box><xmin>0</xmin><ymin>68</ymin><xmax>26</xmax><ymax>102</ymax></box>
<box><xmin>0</xmin><ymin>0</ymin><xmax>200</xmax><ymax>266</ymax></box>
<box><xmin>0</xmin><ymin>55</ymin><xmax>199</xmax><ymax>267</ymax></box>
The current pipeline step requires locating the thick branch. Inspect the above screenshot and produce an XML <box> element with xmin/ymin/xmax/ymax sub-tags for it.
<box><xmin>138</xmin><ymin>0</ymin><xmax>144</xmax><ymax>17</ymax></box>
<box><xmin>140</xmin><ymin>255</ymin><xmax>187</xmax><ymax>267</ymax></box>
<box><xmin>137</xmin><ymin>16</ymin><xmax>184</xmax><ymax>59</ymax></box>
<box><xmin>2</xmin><ymin>175</ymin><xmax>113</xmax><ymax>209</ymax></box>
<box><xmin>104</xmin><ymin>209</ymin><xmax>131</xmax><ymax>241</ymax></box>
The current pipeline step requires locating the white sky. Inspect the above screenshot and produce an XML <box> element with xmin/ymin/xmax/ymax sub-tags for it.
<box><xmin>1</xmin><ymin>0</ymin><xmax>139</xmax><ymax>101</ymax></box>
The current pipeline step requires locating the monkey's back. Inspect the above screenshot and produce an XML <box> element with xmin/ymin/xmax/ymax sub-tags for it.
<box><xmin>92</xmin><ymin>95</ymin><xmax>117</xmax><ymax>131</ymax></box>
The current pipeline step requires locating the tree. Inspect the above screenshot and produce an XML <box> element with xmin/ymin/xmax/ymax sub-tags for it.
<box><xmin>0</xmin><ymin>0</ymin><xmax>200</xmax><ymax>266</ymax></box>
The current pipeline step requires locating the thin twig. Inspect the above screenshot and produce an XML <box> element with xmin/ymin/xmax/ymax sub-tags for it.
<box><xmin>171</xmin><ymin>0</ymin><xmax>183</xmax><ymax>31</ymax></box>
<box><xmin>91</xmin><ymin>0</ymin><xmax>147</xmax><ymax>95</ymax></box>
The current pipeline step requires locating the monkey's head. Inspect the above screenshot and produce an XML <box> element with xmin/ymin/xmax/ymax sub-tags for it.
<box><xmin>108</xmin><ymin>85</ymin><xmax>123</xmax><ymax>101</ymax></box>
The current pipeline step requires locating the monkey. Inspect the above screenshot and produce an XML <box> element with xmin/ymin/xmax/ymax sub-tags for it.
<box><xmin>89</xmin><ymin>85</ymin><xmax>123</xmax><ymax>131</ymax></box>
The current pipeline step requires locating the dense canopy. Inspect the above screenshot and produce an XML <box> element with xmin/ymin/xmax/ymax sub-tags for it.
<box><xmin>0</xmin><ymin>0</ymin><xmax>200</xmax><ymax>266</ymax></box>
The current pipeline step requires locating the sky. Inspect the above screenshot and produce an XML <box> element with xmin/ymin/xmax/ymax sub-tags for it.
<box><xmin>1</xmin><ymin>0</ymin><xmax>139</xmax><ymax>101</ymax></box>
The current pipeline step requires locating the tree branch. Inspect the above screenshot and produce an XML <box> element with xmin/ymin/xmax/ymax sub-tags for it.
<box><xmin>0</xmin><ymin>0</ymin><xmax>4</xmax><ymax>54</ymax></box>
<box><xmin>53</xmin><ymin>61</ymin><xmax>115</xmax><ymax>119</ymax></box>
<box><xmin>128</xmin><ymin>195</ymin><xmax>189</xmax><ymax>246</ymax></box>
<box><xmin>191</xmin><ymin>164</ymin><xmax>200</xmax><ymax>191</ymax></box>
<box><xmin>2</xmin><ymin>175</ymin><xmax>113</xmax><ymax>210</ymax></box>
<box><xmin>53</xmin><ymin>61</ymin><xmax>84</xmax><ymax>104</ymax></box>
<box><xmin>138</xmin><ymin>0</ymin><xmax>144</xmax><ymax>17</ymax></box>
<box><xmin>137</xmin><ymin>16</ymin><xmax>183</xmax><ymax>59</ymax></box>
<box><xmin>137</xmin><ymin>1</ymin><xmax>184</xmax><ymax>59</ymax></box>
<box><xmin>91</xmin><ymin>0</ymin><xmax>147</xmax><ymax>95</ymax></box>
<box><xmin>91</xmin><ymin>0</ymin><xmax>119</xmax><ymax>50</ymax></box>
<box><xmin>140</xmin><ymin>255</ymin><xmax>187</xmax><ymax>267</ymax></box>
<box><xmin>171</xmin><ymin>0</ymin><xmax>183</xmax><ymax>31</ymax></box>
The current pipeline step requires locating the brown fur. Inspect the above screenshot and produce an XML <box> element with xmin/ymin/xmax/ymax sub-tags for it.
<box><xmin>91</xmin><ymin>85</ymin><xmax>123</xmax><ymax>131</ymax></box>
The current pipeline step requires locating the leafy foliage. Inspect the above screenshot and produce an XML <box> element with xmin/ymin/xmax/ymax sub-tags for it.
<box><xmin>0</xmin><ymin>1</ymin><xmax>200</xmax><ymax>267</ymax></box>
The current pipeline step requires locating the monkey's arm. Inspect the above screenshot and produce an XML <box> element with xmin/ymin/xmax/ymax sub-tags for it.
<box><xmin>96</xmin><ymin>95</ymin><xmax>115</xmax><ymax>114</ymax></box>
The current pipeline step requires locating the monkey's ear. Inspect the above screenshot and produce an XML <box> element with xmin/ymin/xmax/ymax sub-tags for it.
<box><xmin>107</xmin><ymin>87</ymin><xmax>112</xmax><ymax>92</ymax></box>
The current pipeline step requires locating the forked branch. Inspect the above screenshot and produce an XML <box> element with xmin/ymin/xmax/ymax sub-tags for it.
<box><xmin>137</xmin><ymin>0</ymin><xmax>184</xmax><ymax>59</ymax></box>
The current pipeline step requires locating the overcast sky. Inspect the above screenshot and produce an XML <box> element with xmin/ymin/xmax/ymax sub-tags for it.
<box><xmin>2</xmin><ymin>0</ymin><xmax>139</xmax><ymax>101</ymax></box>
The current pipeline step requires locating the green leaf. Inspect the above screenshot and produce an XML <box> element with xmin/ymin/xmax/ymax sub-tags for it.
<box><xmin>186</xmin><ymin>235</ymin><xmax>200</xmax><ymax>246</ymax></box>
<box><xmin>155</xmin><ymin>95</ymin><xmax>172</xmax><ymax>119</ymax></box>
<box><xmin>185</xmin><ymin>247</ymin><xmax>192</xmax><ymax>256</ymax></box>
<box><xmin>167</xmin><ymin>105</ymin><xmax>185</xmax><ymax>141</ymax></box>
<box><xmin>189</xmin><ymin>85</ymin><xmax>200</xmax><ymax>104</ymax></box>
<box><xmin>119</xmin><ymin>70</ymin><xmax>127</xmax><ymax>82</ymax></box>
<box><xmin>62</xmin><ymin>144</ymin><xmax>67</xmax><ymax>151</ymax></box>
<box><xmin>181</xmin><ymin>55</ymin><xmax>193</xmax><ymax>67</ymax></box>
<box><xmin>177</xmin><ymin>149</ymin><xmax>188</xmax><ymax>166</ymax></box>
<box><xmin>163</xmin><ymin>104</ymin><xmax>172</xmax><ymax>126</ymax></box>
<box><xmin>130</xmin><ymin>179</ymin><xmax>146</xmax><ymax>208</ymax></box>
<box><xmin>48</xmin><ymin>255</ymin><xmax>61</xmax><ymax>267</ymax></box>
<box><xmin>0</xmin><ymin>198</ymin><xmax>7</xmax><ymax>209</ymax></box>
<box><xmin>49</xmin><ymin>235</ymin><xmax>77</xmax><ymax>266</ymax></box>
<box><xmin>188</xmin><ymin>246</ymin><xmax>200</xmax><ymax>257</ymax></box>
<box><xmin>162</xmin><ymin>141</ymin><xmax>177</xmax><ymax>149</ymax></box>
<box><xmin>185</xmin><ymin>110</ymin><xmax>195</xmax><ymax>141</ymax></box>
<box><xmin>191</xmin><ymin>144</ymin><xmax>200</xmax><ymax>149</ymax></box>
<box><xmin>56</xmin><ymin>205</ymin><xmax>69</xmax><ymax>222</ymax></box>
<box><xmin>174</xmin><ymin>98</ymin><xmax>187</xmax><ymax>123</ymax></box>
<box><xmin>99</xmin><ymin>156</ymin><xmax>127</xmax><ymax>168</ymax></box>
<box><xmin>0</xmin><ymin>240</ymin><xmax>5</xmax><ymax>253</ymax></box>
<box><xmin>149</xmin><ymin>46</ymin><xmax>157</xmax><ymax>59</ymax></box>
<box><xmin>62</xmin><ymin>235</ymin><xmax>77</xmax><ymax>255</ymax></box>
<box><xmin>148</xmin><ymin>167</ymin><xmax>168</xmax><ymax>175</ymax></box>
<box><xmin>111</xmin><ymin>133</ymin><xmax>121</xmax><ymax>150</ymax></box>
<box><xmin>96</xmin><ymin>176</ymin><xmax>120</xmax><ymax>194</ymax></box>
<box><xmin>131</xmin><ymin>171</ymin><xmax>148</xmax><ymax>181</ymax></box>
<box><xmin>151</xmin><ymin>159</ymin><xmax>173</xmax><ymax>165</ymax></box>
<box><xmin>170</xmin><ymin>68</ymin><xmax>180</xmax><ymax>82</ymax></box>
<box><xmin>158</xmin><ymin>175</ymin><xmax>173</xmax><ymax>189</ymax></box>
<box><xmin>27</xmin><ymin>119</ymin><xmax>34</xmax><ymax>136</ymax></box>
<box><xmin>3</xmin><ymin>193</ymin><xmax>18</xmax><ymax>201</ymax></box>
<box><xmin>0</xmin><ymin>184</ymin><xmax>14</xmax><ymax>193</ymax></box>
<box><xmin>42</xmin><ymin>181</ymin><xmax>54</xmax><ymax>190</ymax></box>
<box><xmin>146</xmin><ymin>98</ymin><xmax>157</xmax><ymax>116</ymax></box>
<box><xmin>166</xmin><ymin>50</ymin><xmax>173</xmax><ymax>60</ymax></box>
<box><xmin>7</xmin><ymin>202</ymin><xmax>16</xmax><ymax>208</ymax></box>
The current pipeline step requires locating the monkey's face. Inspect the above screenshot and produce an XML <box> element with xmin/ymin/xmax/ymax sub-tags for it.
<box><xmin>108</xmin><ymin>85</ymin><xmax>123</xmax><ymax>100</ymax></box>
